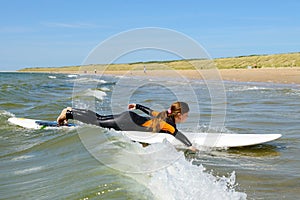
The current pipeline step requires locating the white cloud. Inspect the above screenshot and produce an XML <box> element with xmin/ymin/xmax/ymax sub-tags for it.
<box><xmin>43</xmin><ymin>22</ymin><xmax>98</xmax><ymax>29</ymax></box>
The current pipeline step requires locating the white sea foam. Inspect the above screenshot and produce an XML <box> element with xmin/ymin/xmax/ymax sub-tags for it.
<box><xmin>227</xmin><ymin>85</ymin><xmax>269</xmax><ymax>92</ymax></box>
<box><xmin>67</xmin><ymin>74</ymin><xmax>78</xmax><ymax>78</ymax></box>
<box><xmin>73</xmin><ymin>89</ymin><xmax>107</xmax><ymax>102</ymax></box>
<box><xmin>11</xmin><ymin>154</ymin><xmax>34</xmax><ymax>161</ymax></box>
<box><xmin>73</xmin><ymin>77</ymin><xmax>107</xmax><ymax>84</ymax></box>
<box><xmin>84</xmin><ymin>89</ymin><xmax>107</xmax><ymax>100</ymax></box>
<box><xmin>99</xmin><ymin>87</ymin><xmax>111</xmax><ymax>92</ymax></box>
<box><xmin>0</xmin><ymin>110</ymin><xmax>15</xmax><ymax>117</ymax></box>
<box><xmin>126</xmin><ymin>144</ymin><xmax>247</xmax><ymax>200</ymax></box>
<box><xmin>79</xmin><ymin>128</ymin><xmax>247</xmax><ymax>200</ymax></box>
<box><xmin>95</xmin><ymin>131</ymin><xmax>248</xmax><ymax>200</ymax></box>
<box><xmin>48</xmin><ymin>76</ymin><xmax>56</xmax><ymax>79</ymax></box>
<box><xmin>74</xmin><ymin>107</ymin><xmax>249</xmax><ymax>199</ymax></box>
<box><xmin>148</xmin><ymin>161</ymin><xmax>245</xmax><ymax>200</ymax></box>
<box><xmin>14</xmin><ymin>166</ymin><xmax>43</xmax><ymax>175</ymax></box>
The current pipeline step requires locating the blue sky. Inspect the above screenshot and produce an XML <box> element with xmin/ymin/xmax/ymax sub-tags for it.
<box><xmin>0</xmin><ymin>0</ymin><xmax>299</xmax><ymax>71</ymax></box>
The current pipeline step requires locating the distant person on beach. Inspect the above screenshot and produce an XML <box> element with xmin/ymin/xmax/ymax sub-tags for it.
<box><xmin>57</xmin><ymin>102</ymin><xmax>197</xmax><ymax>151</ymax></box>
<box><xmin>143</xmin><ymin>65</ymin><xmax>147</xmax><ymax>73</ymax></box>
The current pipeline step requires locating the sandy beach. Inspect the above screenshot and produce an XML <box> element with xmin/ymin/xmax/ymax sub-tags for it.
<box><xmin>219</xmin><ymin>68</ymin><xmax>300</xmax><ymax>84</ymax></box>
<box><xmin>98</xmin><ymin>68</ymin><xmax>300</xmax><ymax>84</ymax></box>
<box><xmin>18</xmin><ymin>67</ymin><xmax>300</xmax><ymax>84</ymax></box>
<box><xmin>18</xmin><ymin>52</ymin><xmax>300</xmax><ymax>85</ymax></box>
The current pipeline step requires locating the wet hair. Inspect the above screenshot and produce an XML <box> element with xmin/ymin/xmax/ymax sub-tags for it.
<box><xmin>152</xmin><ymin>101</ymin><xmax>189</xmax><ymax>132</ymax></box>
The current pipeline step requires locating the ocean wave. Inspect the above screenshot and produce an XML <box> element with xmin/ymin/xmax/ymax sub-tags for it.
<box><xmin>128</xmin><ymin>141</ymin><xmax>246</xmax><ymax>199</ymax></box>
<box><xmin>226</xmin><ymin>83</ymin><xmax>300</xmax><ymax>96</ymax></box>
<box><xmin>78</xmin><ymin>128</ymin><xmax>247</xmax><ymax>200</ymax></box>
<box><xmin>85</xmin><ymin>89</ymin><xmax>107</xmax><ymax>100</ymax></box>
<box><xmin>14</xmin><ymin>166</ymin><xmax>44</xmax><ymax>175</ymax></box>
<box><xmin>144</xmin><ymin>158</ymin><xmax>247</xmax><ymax>200</ymax></box>
<box><xmin>66</xmin><ymin>74</ymin><xmax>78</xmax><ymax>78</ymax></box>
<box><xmin>226</xmin><ymin>85</ymin><xmax>270</xmax><ymax>92</ymax></box>
<box><xmin>99</xmin><ymin>87</ymin><xmax>111</xmax><ymax>92</ymax></box>
<box><xmin>72</xmin><ymin>88</ymin><xmax>107</xmax><ymax>101</ymax></box>
<box><xmin>73</xmin><ymin>77</ymin><xmax>107</xmax><ymax>84</ymax></box>
<box><xmin>0</xmin><ymin>110</ymin><xmax>15</xmax><ymax>117</ymax></box>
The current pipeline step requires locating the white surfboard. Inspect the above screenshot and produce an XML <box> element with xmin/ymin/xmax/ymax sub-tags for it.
<box><xmin>8</xmin><ymin>117</ymin><xmax>76</xmax><ymax>129</ymax></box>
<box><xmin>8</xmin><ymin>117</ymin><xmax>282</xmax><ymax>148</ymax></box>
<box><xmin>122</xmin><ymin>131</ymin><xmax>282</xmax><ymax>148</ymax></box>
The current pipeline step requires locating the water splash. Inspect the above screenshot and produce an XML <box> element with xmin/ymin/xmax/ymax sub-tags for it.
<box><xmin>128</xmin><ymin>148</ymin><xmax>247</xmax><ymax>200</ymax></box>
<box><xmin>98</xmin><ymin>130</ymin><xmax>247</xmax><ymax>200</ymax></box>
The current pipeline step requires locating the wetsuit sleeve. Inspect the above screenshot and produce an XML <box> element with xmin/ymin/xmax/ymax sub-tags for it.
<box><xmin>174</xmin><ymin>130</ymin><xmax>193</xmax><ymax>147</ymax></box>
<box><xmin>135</xmin><ymin>104</ymin><xmax>158</xmax><ymax>117</ymax></box>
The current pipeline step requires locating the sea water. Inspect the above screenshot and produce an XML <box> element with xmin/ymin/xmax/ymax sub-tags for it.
<box><xmin>0</xmin><ymin>72</ymin><xmax>299</xmax><ymax>199</ymax></box>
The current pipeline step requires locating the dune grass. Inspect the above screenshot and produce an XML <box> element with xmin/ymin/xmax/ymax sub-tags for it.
<box><xmin>215</xmin><ymin>52</ymin><xmax>300</xmax><ymax>69</ymax></box>
<box><xmin>19</xmin><ymin>52</ymin><xmax>300</xmax><ymax>72</ymax></box>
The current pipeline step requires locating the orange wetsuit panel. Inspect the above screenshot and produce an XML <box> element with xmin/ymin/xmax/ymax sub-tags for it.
<box><xmin>151</xmin><ymin>110</ymin><xmax>159</xmax><ymax>117</ymax></box>
<box><xmin>141</xmin><ymin>120</ymin><xmax>176</xmax><ymax>134</ymax></box>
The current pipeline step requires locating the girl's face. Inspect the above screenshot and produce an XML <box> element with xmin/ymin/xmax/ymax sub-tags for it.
<box><xmin>175</xmin><ymin>112</ymin><xmax>189</xmax><ymax>123</ymax></box>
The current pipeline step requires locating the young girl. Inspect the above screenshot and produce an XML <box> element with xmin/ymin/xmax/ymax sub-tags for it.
<box><xmin>57</xmin><ymin>102</ymin><xmax>197</xmax><ymax>151</ymax></box>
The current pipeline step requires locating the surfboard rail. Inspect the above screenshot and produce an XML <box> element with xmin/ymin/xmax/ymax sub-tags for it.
<box><xmin>8</xmin><ymin>117</ymin><xmax>76</xmax><ymax>129</ymax></box>
<box><xmin>8</xmin><ymin>117</ymin><xmax>282</xmax><ymax>147</ymax></box>
<box><xmin>122</xmin><ymin>131</ymin><xmax>282</xmax><ymax>148</ymax></box>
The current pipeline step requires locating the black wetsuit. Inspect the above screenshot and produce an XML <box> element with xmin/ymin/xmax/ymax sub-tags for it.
<box><xmin>66</xmin><ymin>104</ymin><xmax>192</xmax><ymax>147</ymax></box>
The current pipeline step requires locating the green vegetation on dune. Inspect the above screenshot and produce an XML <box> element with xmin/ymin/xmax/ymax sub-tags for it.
<box><xmin>19</xmin><ymin>52</ymin><xmax>300</xmax><ymax>72</ymax></box>
<box><xmin>215</xmin><ymin>52</ymin><xmax>300</xmax><ymax>69</ymax></box>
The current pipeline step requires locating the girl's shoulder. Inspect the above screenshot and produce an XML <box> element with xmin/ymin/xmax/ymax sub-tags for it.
<box><xmin>165</xmin><ymin>117</ymin><xmax>176</xmax><ymax>127</ymax></box>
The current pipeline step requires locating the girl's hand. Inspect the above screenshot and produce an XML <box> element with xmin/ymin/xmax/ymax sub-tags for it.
<box><xmin>128</xmin><ymin>103</ymin><xmax>136</xmax><ymax>110</ymax></box>
<box><xmin>188</xmin><ymin>146</ymin><xmax>198</xmax><ymax>152</ymax></box>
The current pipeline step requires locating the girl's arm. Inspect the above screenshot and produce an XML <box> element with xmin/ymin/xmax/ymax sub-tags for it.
<box><xmin>128</xmin><ymin>103</ymin><xmax>159</xmax><ymax>117</ymax></box>
<box><xmin>174</xmin><ymin>131</ymin><xmax>198</xmax><ymax>152</ymax></box>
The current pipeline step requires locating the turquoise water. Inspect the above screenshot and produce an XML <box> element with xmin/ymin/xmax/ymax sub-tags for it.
<box><xmin>0</xmin><ymin>72</ymin><xmax>299</xmax><ymax>199</ymax></box>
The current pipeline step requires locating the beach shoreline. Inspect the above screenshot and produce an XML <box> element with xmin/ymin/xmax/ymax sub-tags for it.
<box><xmin>16</xmin><ymin>52</ymin><xmax>300</xmax><ymax>84</ymax></box>
<box><xmin>15</xmin><ymin>67</ymin><xmax>300</xmax><ymax>85</ymax></box>
<box><xmin>85</xmin><ymin>68</ymin><xmax>300</xmax><ymax>84</ymax></box>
